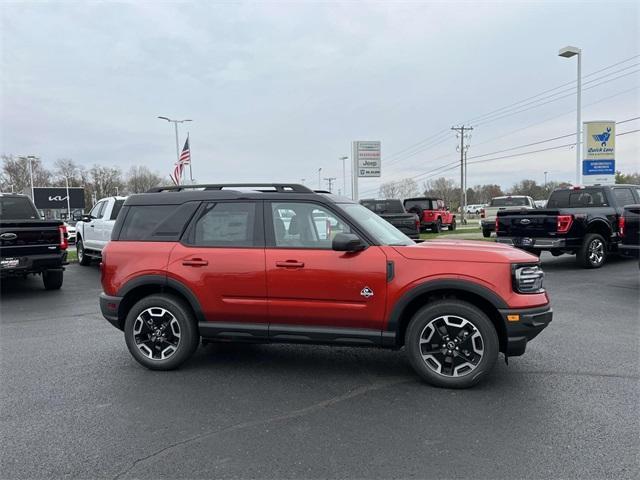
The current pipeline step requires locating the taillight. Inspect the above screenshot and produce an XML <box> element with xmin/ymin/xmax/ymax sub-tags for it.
<box><xmin>58</xmin><ymin>225</ymin><xmax>68</xmax><ymax>250</ymax></box>
<box><xmin>495</xmin><ymin>217</ymin><xmax>500</xmax><ymax>232</ymax></box>
<box><xmin>556</xmin><ymin>215</ymin><xmax>573</xmax><ymax>234</ymax></box>
<box><xmin>618</xmin><ymin>216</ymin><xmax>625</xmax><ymax>237</ymax></box>
<box><xmin>480</xmin><ymin>208</ymin><xmax>485</xmax><ymax>218</ymax></box>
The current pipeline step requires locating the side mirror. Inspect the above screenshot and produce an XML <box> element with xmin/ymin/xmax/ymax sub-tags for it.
<box><xmin>72</xmin><ymin>212</ymin><xmax>83</xmax><ymax>222</ymax></box>
<box><xmin>332</xmin><ymin>233</ymin><xmax>366</xmax><ymax>252</ymax></box>
<box><xmin>81</xmin><ymin>215</ymin><xmax>93</xmax><ymax>222</ymax></box>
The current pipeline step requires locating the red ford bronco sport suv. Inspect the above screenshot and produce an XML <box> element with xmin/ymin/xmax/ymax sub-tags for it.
<box><xmin>404</xmin><ymin>197</ymin><xmax>456</xmax><ymax>233</ymax></box>
<box><xmin>100</xmin><ymin>184</ymin><xmax>551</xmax><ymax>388</ymax></box>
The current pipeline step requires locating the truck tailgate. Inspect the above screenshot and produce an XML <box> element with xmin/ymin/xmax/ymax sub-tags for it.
<box><xmin>497</xmin><ymin>210</ymin><xmax>559</xmax><ymax>237</ymax></box>
<box><xmin>0</xmin><ymin>221</ymin><xmax>62</xmax><ymax>258</ymax></box>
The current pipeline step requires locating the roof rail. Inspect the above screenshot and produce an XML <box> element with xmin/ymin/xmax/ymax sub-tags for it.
<box><xmin>146</xmin><ymin>183</ymin><xmax>313</xmax><ymax>193</ymax></box>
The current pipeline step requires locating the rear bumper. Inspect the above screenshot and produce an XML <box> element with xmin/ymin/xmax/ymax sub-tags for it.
<box><xmin>100</xmin><ymin>292</ymin><xmax>123</xmax><ymax>330</ymax></box>
<box><xmin>500</xmin><ymin>304</ymin><xmax>553</xmax><ymax>356</ymax></box>
<box><xmin>496</xmin><ymin>236</ymin><xmax>581</xmax><ymax>249</ymax></box>
<box><xmin>0</xmin><ymin>252</ymin><xmax>67</xmax><ymax>277</ymax></box>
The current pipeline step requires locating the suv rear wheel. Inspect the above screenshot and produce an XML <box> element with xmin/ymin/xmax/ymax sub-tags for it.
<box><xmin>433</xmin><ymin>219</ymin><xmax>442</xmax><ymax>233</ymax></box>
<box><xmin>405</xmin><ymin>300</ymin><xmax>498</xmax><ymax>388</ymax></box>
<box><xmin>124</xmin><ymin>294</ymin><xmax>199</xmax><ymax>370</ymax></box>
<box><xmin>577</xmin><ymin>233</ymin><xmax>607</xmax><ymax>269</ymax></box>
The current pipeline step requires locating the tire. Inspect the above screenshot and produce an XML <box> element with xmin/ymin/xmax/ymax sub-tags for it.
<box><xmin>433</xmin><ymin>219</ymin><xmax>442</xmax><ymax>233</ymax></box>
<box><xmin>42</xmin><ymin>270</ymin><xmax>63</xmax><ymax>290</ymax></box>
<box><xmin>577</xmin><ymin>233</ymin><xmax>607</xmax><ymax>269</ymax></box>
<box><xmin>450</xmin><ymin>219</ymin><xmax>457</xmax><ymax>231</ymax></box>
<box><xmin>482</xmin><ymin>229</ymin><xmax>491</xmax><ymax>238</ymax></box>
<box><xmin>124</xmin><ymin>294</ymin><xmax>199</xmax><ymax>370</ymax></box>
<box><xmin>405</xmin><ymin>300</ymin><xmax>499</xmax><ymax>389</ymax></box>
<box><xmin>76</xmin><ymin>238</ymin><xmax>91</xmax><ymax>266</ymax></box>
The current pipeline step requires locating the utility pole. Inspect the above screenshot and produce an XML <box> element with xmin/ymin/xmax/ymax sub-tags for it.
<box><xmin>324</xmin><ymin>177</ymin><xmax>337</xmax><ymax>193</ymax></box>
<box><xmin>544</xmin><ymin>171</ymin><xmax>549</xmax><ymax>186</ymax></box>
<box><xmin>451</xmin><ymin>126</ymin><xmax>473</xmax><ymax>225</ymax></box>
<box><xmin>464</xmin><ymin>146</ymin><xmax>469</xmax><ymax>210</ymax></box>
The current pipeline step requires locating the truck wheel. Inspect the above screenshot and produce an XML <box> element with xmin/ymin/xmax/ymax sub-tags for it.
<box><xmin>450</xmin><ymin>219</ymin><xmax>457</xmax><ymax>231</ymax></box>
<box><xmin>577</xmin><ymin>233</ymin><xmax>607</xmax><ymax>269</ymax></box>
<box><xmin>405</xmin><ymin>300</ymin><xmax>498</xmax><ymax>389</ymax></box>
<box><xmin>433</xmin><ymin>219</ymin><xmax>442</xmax><ymax>233</ymax></box>
<box><xmin>76</xmin><ymin>238</ymin><xmax>91</xmax><ymax>266</ymax></box>
<box><xmin>482</xmin><ymin>229</ymin><xmax>491</xmax><ymax>238</ymax></box>
<box><xmin>43</xmin><ymin>270</ymin><xmax>63</xmax><ymax>290</ymax></box>
<box><xmin>124</xmin><ymin>294</ymin><xmax>199</xmax><ymax>370</ymax></box>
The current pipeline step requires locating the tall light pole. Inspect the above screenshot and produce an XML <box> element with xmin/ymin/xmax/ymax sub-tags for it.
<box><xmin>318</xmin><ymin>168</ymin><xmax>322</xmax><ymax>189</ymax></box>
<box><xmin>544</xmin><ymin>171</ymin><xmax>549</xmax><ymax>186</ymax></box>
<box><xmin>559</xmin><ymin>46</ymin><xmax>582</xmax><ymax>185</ymax></box>
<box><xmin>157</xmin><ymin>116</ymin><xmax>192</xmax><ymax>182</ymax></box>
<box><xmin>26</xmin><ymin>155</ymin><xmax>37</xmax><ymax>200</ymax></box>
<box><xmin>64</xmin><ymin>175</ymin><xmax>71</xmax><ymax>221</ymax></box>
<box><xmin>339</xmin><ymin>156</ymin><xmax>348</xmax><ymax>197</ymax></box>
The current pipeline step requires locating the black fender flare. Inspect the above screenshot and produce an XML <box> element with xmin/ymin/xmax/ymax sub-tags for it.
<box><xmin>385</xmin><ymin>278</ymin><xmax>508</xmax><ymax>335</ymax></box>
<box><xmin>117</xmin><ymin>274</ymin><xmax>205</xmax><ymax>323</ymax></box>
<box><xmin>585</xmin><ymin>218</ymin><xmax>612</xmax><ymax>238</ymax></box>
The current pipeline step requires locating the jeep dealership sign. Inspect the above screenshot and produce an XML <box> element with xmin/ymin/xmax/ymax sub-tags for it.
<box><xmin>33</xmin><ymin>187</ymin><xmax>85</xmax><ymax>209</ymax></box>
<box><xmin>582</xmin><ymin>121</ymin><xmax>615</xmax><ymax>185</ymax></box>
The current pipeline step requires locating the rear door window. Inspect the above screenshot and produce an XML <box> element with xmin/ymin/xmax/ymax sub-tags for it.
<box><xmin>613</xmin><ymin>188</ymin><xmax>635</xmax><ymax>207</ymax></box>
<box><xmin>187</xmin><ymin>202</ymin><xmax>260</xmax><ymax>247</ymax></box>
<box><xmin>0</xmin><ymin>197</ymin><xmax>39</xmax><ymax>220</ymax></box>
<box><xmin>547</xmin><ymin>189</ymin><xmax>608</xmax><ymax>208</ymax></box>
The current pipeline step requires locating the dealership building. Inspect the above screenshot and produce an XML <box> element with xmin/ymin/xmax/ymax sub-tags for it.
<box><xmin>32</xmin><ymin>187</ymin><xmax>85</xmax><ymax>221</ymax></box>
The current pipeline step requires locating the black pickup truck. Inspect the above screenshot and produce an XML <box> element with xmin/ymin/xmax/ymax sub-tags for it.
<box><xmin>496</xmin><ymin>185</ymin><xmax>640</xmax><ymax>268</ymax></box>
<box><xmin>0</xmin><ymin>193</ymin><xmax>68</xmax><ymax>289</ymax></box>
<box><xmin>359</xmin><ymin>199</ymin><xmax>420</xmax><ymax>239</ymax></box>
<box><xmin>619</xmin><ymin>204</ymin><xmax>640</xmax><ymax>258</ymax></box>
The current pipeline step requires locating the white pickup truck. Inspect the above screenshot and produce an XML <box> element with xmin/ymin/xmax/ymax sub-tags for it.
<box><xmin>480</xmin><ymin>195</ymin><xmax>536</xmax><ymax>238</ymax></box>
<box><xmin>75</xmin><ymin>196</ymin><xmax>126</xmax><ymax>265</ymax></box>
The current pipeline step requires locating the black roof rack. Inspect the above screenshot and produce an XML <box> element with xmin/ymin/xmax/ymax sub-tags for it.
<box><xmin>147</xmin><ymin>183</ymin><xmax>313</xmax><ymax>193</ymax></box>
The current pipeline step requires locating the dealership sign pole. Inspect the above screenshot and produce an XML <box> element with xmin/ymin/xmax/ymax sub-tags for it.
<box><xmin>582</xmin><ymin>121</ymin><xmax>615</xmax><ymax>186</ymax></box>
<box><xmin>351</xmin><ymin>141</ymin><xmax>381</xmax><ymax>200</ymax></box>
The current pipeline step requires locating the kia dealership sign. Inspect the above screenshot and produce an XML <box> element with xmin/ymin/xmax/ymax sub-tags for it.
<box><xmin>582</xmin><ymin>121</ymin><xmax>615</xmax><ymax>185</ymax></box>
<box><xmin>33</xmin><ymin>187</ymin><xmax>85</xmax><ymax>209</ymax></box>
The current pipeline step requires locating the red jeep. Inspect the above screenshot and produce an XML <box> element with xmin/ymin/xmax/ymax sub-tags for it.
<box><xmin>404</xmin><ymin>197</ymin><xmax>456</xmax><ymax>233</ymax></box>
<box><xmin>99</xmin><ymin>183</ymin><xmax>551</xmax><ymax>388</ymax></box>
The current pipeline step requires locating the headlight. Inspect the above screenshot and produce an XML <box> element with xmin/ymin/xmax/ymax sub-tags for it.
<box><xmin>512</xmin><ymin>264</ymin><xmax>544</xmax><ymax>293</ymax></box>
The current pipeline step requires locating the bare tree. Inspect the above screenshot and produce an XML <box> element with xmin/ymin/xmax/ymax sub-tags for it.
<box><xmin>378</xmin><ymin>178</ymin><xmax>419</xmax><ymax>199</ymax></box>
<box><xmin>1</xmin><ymin>155</ymin><xmax>51</xmax><ymax>194</ymax></box>
<box><xmin>126</xmin><ymin>166</ymin><xmax>164</xmax><ymax>194</ymax></box>
<box><xmin>88</xmin><ymin>165</ymin><xmax>124</xmax><ymax>202</ymax></box>
<box><xmin>423</xmin><ymin>177</ymin><xmax>459</xmax><ymax>209</ymax></box>
<box><xmin>53</xmin><ymin>158</ymin><xmax>86</xmax><ymax>187</ymax></box>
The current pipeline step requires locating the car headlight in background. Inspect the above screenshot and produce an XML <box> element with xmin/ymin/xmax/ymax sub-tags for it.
<box><xmin>512</xmin><ymin>264</ymin><xmax>545</xmax><ymax>293</ymax></box>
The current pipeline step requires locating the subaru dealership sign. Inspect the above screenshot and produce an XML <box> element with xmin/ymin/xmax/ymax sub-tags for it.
<box><xmin>582</xmin><ymin>121</ymin><xmax>615</xmax><ymax>185</ymax></box>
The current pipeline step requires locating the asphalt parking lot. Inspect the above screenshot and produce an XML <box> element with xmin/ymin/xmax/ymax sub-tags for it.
<box><xmin>1</xmin><ymin>254</ymin><xmax>638</xmax><ymax>479</ymax></box>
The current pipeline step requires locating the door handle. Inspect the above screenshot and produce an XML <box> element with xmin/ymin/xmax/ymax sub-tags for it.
<box><xmin>182</xmin><ymin>258</ymin><xmax>209</xmax><ymax>267</ymax></box>
<box><xmin>275</xmin><ymin>260</ymin><xmax>305</xmax><ymax>268</ymax></box>
<box><xmin>90</xmin><ymin>224</ymin><xmax>95</xmax><ymax>228</ymax></box>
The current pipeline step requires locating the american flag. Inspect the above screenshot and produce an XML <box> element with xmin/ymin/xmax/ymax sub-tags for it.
<box><xmin>170</xmin><ymin>136</ymin><xmax>191</xmax><ymax>185</ymax></box>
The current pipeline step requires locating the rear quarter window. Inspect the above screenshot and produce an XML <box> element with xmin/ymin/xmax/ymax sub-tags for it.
<box><xmin>613</xmin><ymin>188</ymin><xmax>635</xmax><ymax>207</ymax></box>
<box><xmin>547</xmin><ymin>189</ymin><xmax>608</xmax><ymax>208</ymax></box>
<box><xmin>117</xmin><ymin>202</ymin><xmax>199</xmax><ymax>241</ymax></box>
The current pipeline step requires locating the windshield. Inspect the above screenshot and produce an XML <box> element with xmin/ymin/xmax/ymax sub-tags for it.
<box><xmin>341</xmin><ymin>203</ymin><xmax>414</xmax><ymax>246</ymax></box>
<box><xmin>360</xmin><ymin>200</ymin><xmax>404</xmax><ymax>214</ymax></box>
<box><xmin>490</xmin><ymin>197</ymin><xmax>529</xmax><ymax>207</ymax></box>
<box><xmin>0</xmin><ymin>196</ymin><xmax>39</xmax><ymax>220</ymax></box>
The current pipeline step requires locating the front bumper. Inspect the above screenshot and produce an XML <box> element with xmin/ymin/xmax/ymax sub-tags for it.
<box><xmin>481</xmin><ymin>220</ymin><xmax>495</xmax><ymax>231</ymax></box>
<box><xmin>500</xmin><ymin>304</ymin><xmax>552</xmax><ymax>356</ymax></box>
<box><xmin>100</xmin><ymin>292</ymin><xmax>123</xmax><ymax>330</ymax></box>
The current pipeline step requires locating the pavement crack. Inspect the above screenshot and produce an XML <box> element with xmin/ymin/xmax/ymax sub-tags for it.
<box><xmin>112</xmin><ymin>377</ymin><xmax>410</xmax><ymax>480</ymax></box>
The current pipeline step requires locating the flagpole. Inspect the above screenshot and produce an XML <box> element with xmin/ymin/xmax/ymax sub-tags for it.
<box><xmin>188</xmin><ymin>133</ymin><xmax>193</xmax><ymax>184</ymax></box>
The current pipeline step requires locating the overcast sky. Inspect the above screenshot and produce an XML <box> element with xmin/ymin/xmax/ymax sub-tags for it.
<box><xmin>1</xmin><ymin>1</ymin><xmax>638</xmax><ymax>196</ymax></box>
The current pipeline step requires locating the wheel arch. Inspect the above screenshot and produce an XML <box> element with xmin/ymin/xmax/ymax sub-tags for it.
<box><xmin>116</xmin><ymin>275</ymin><xmax>205</xmax><ymax>330</ymax></box>
<box><xmin>386</xmin><ymin>280</ymin><xmax>508</xmax><ymax>352</ymax></box>
<box><xmin>585</xmin><ymin>219</ymin><xmax>612</xmax><ymax>241</ymax></box>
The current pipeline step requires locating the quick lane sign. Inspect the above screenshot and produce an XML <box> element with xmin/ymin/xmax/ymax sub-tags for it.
<box><xmin>582</xmin><ymin>121</ymin><xmax>615</xmax><ymax>185</ymax></box>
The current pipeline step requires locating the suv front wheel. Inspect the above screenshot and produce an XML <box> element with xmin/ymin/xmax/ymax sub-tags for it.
<box><xmin>405</xmin><ymin>300</ymin><xmax>498</xmax><ymax>388</ymax></box>
<box><xmin>124</xmin><ymin>294</ymin><xmax>199</xmax><ymax>370</ymax></box>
